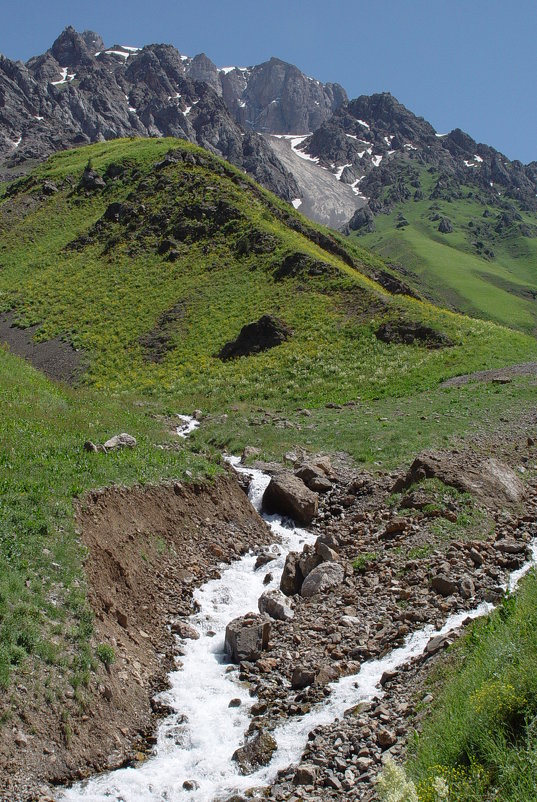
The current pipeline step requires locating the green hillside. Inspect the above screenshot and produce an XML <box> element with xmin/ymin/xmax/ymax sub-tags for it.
<box><xmin>353</xmin><ymin>165</ymin><xmax>537</xmax><ymax>334</ymax></box>
<box><xmin>0</xmin><ymin>139</ymin><xmax>535</xmax><ymax>411</ymax></box>
<box><xmin>0</xmin><ymin>137</ymin><xmax>536</xmax><ymax>707</ymax></box>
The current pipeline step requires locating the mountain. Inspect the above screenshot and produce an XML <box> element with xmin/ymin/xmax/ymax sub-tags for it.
<box><xmin>281</xmin><ymin>92</ymin><xmax>537</xmax><ymax>332</ymax></box>
<box><xmin>1</xmin><ymin>136</ymin><xmax>531</xmax><ymax>403</ymax></box>
<box><xmin>1</xmin><ymin>135</ymin><xmax>537</xmax><ymax>800</ymax></box>
<box><xmin>0</xmin><ymin>27</ymin><xmax>346</xmax><ymax>202</ymax></box>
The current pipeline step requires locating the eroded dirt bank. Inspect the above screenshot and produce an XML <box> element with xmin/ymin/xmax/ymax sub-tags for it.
<box><xmin>0</xmin><ymin>472</ymin><xmax>271</xmax><ymax>802</ymax></box>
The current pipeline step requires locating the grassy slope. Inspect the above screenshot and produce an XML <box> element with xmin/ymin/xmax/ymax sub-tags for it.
<box><xmin>0</xmin><ymin>139</ymin><xmax>535</xmax><ymax>412</ymax></box>
<box><xmin>0</xmin><ymin>137</ymin><xmax>536</xmax><ymax>760</ymax></box>
<box><xmin>0</xmin><ymin>343</ymin><xmax>212</xmax><ymax>695</ymax></box>
<box><xmin>354</xmin><ymin>167</ymin><xmax>537</xmax><ymax>333</ymax></box>
<box><xmin>407</xmin><ymin>571</ymin><xmax>537</xmax><ymax>801</ymax></box>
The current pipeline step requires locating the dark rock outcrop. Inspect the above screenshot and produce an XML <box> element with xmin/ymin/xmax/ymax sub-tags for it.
<box><xmin>218</xmin><ymin>315</ymin><xmax>292</xmax><ymax>360</ymax></box>
<box><xmin>375</xmin><ymin>322</ymin><xmax>453</xmax><ymax>348</ymax></box>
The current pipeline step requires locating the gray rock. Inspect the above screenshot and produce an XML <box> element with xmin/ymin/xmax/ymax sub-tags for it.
<box><xmin>315</xmin><ymin>541</ymin><xmax>338</xmax><ymax>562</ymax></box>
<box><xmin>393</xmin><ymin>452</ymin><xmax>524</xmax><ymax>506</ymax></box>
<box><xmin>171</xmin><ymin>621</ymin><xmax>200</xmax><ymax>640</ymax></box>
<box><xmin>258</xmin><ymin>589</ymin><xmax>294</xmax><ymax>621</ymax></box>
<box><xmin>298</xmin><ymin>546</ymin><xmax>322</xmax><ymax>579</ymax></box>
<box><xmin>430</xmin><ymin>575</ymin><xmax>458</xmax><ymax>597</ymax></box>
<box><xmin>459</xmin><ymin>575</ymin><xmax>475</xmax><ymax>599</ymax></box>
<box><xmin>103</xmin><ymin>433</ymin><xmax>137</xmax><ymax>450</ymax></box>
<box><xmin>301</xmin><ymin>562</ymin><xmax>344</xmax><ymax>598</ymax></box>
<box><xmin>232</xmin><ymin>730</ymin><xmax>277</xmax><ymax>774</ymax></box>
<box><xmin>224</xmin><ymin>614</ymin><xmax>270</xmax><ymax>663</ymax></box>
<box><xmin>293</xmin><ymin>764</ymin><xmax>317</xmax><ymax>785</ymax></box>
<box><xmin>263</xmin><ymin>473</ymin><xmax>318</xmax><ymax>524</ymax></box>
<box><xmin>291</xmin><ymin>666</ymin><xmax>315</xmax><ymax>690</ymax></box>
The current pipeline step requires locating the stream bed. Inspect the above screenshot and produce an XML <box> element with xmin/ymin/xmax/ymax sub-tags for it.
<box><xmin>59</xmin><ymin>451</ymin><xmax>537</xmax><ymax>802</ymax></box>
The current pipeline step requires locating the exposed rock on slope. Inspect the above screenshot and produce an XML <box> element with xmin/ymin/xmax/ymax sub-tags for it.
<box><xmin>0</xmin><ymin>28</ymin><xmax>299</xmax><ymax>199</ymax></box>
<box><xmin>218</xmin><ymin>314</ymin><xmax>292</xmax><ymax>360</ymax></box>
<box><xmin>0</xmin><ymin>27</ymin><xmax>345</xmax><ymax>202</ymax></box>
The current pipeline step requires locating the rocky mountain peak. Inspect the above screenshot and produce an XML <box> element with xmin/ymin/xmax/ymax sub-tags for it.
<box><xmin>188</xmin><ymin>53</ymin><xmax>222</xmax><ymax>96</ymax></box>
<box><xmin>50</xmin><ymin>26</ymin><xmax>95</xmax><ymax>67</ymax></box>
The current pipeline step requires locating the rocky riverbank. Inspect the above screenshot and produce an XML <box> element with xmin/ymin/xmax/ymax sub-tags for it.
<box><xmin>224</xmin><ymin>435</ymin><xmax>537</xmax><ymax>801</ymax></box>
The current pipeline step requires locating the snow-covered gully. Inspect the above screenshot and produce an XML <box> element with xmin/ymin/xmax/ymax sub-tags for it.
<box><xmin>59</xmin><ymin>431</ymin><xmax>537</xmax><ymax>802</ymax></box>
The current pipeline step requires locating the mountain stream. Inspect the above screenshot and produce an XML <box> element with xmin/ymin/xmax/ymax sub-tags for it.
<box><xmin>60</xmin><ymin>425</ymin><xmax>537</xmax><ymax>801</ymax></box>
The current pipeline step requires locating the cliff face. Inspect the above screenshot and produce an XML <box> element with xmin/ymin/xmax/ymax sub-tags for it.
<box><xmin>0</xmin><ymin>27</ymin><xmax>348</xmax><ymax>200</ymax></box>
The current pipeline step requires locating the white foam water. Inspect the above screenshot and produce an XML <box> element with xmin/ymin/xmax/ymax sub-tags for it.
<box><xmin>176</xmin><ymin>414</ymin><xmax>200</xmax><ymax>438</ymax></box>
<box><xmin>59</xmin><ymin>456</ymin><xmax>536</xmax><ymax>802</ymax></box>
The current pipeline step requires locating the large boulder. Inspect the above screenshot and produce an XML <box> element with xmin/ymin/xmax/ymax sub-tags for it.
<box><xmin>232</xmin><ymin>730</ymin><xmax>277</xmax><ymax>774</ymax></box>
<box><xmin>224</xmin><ymin>614</ymin><xmax>270</xmax><ymax>663</ymax></box>
<box><xmin>301</xmin><ymin>562</ymin><xmax>345</xmax><ymax>598</ymax></box>
<box><xmin>103</xmin><ymin>433</ymin><xmax>137</xmax><ymax>450</ymax></box>
<box><xmin>258</xmin><ymin>589</ymin><xmax>294</xmax><ymax>621</ymax></box>
<box><xmin>393</xmin><ymin>452</ymin><xmax>524</xmax><ymax>506</ymax></box>
<box><xmin>218</xmin><ymin>315</ymin><xmax>292</xmax><ymax>360</ymax></box>
<box><xmin>263</xmin><ymin>473</ymin><xmax>318</xmax><ymax>524</ymax></box>
<box><xmin>295</xmin><ymin>462</ymin><xmax>332</xmax><ymax>492</ymax></box>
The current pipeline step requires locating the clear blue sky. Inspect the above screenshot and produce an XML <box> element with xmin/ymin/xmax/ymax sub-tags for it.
<box><xmin>1</xmin><ymin>0</ymin><xmax>535</xmax><ymax>163</ymax></box>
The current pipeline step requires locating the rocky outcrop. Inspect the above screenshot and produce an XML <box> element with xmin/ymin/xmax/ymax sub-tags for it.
<box><xmin>221</xmin><ymin>56</ymin><xmax>346</xmax><ymax>135</ymax></box>
<box><xmin>218</xmin><ymin>315</ymin><xmax>292</xmax><ymax>360</ymax></box>
<box><xmin>375</xmin><ymin>321</ymin><xmax>453</xmax><ymax>348</ymax></box>
<box><xmin>263</xmin><ymin>473</ymin><xmax>318</xmax><ymax>524</ymax></box>
<box><xmin>393</xmin><ymin>451</ymin><xmax>525</xmax><ymax>506</ymax></box>
<box><xmin>0</xmin><ymin>28</ymin><xmax>299</xmax><ymax>201</ymax></box>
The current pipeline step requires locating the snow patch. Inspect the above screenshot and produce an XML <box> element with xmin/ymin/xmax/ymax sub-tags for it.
<box><xmin>474</xmin><ymin>154</ymin><xmax>483</xmax><ymax>163</ymax></box>
<box><xmin>51</xmin><ymin>67</ymin><xmax>76</xmax><ymax>85</ymax></box>
<box><xmin>371</xmin><ymin>154</ymin><xmax>383</xmax><ymax>167</ymax></box>
<box><xmin>105</xmin><ymin>50</ymin><xmax>130</xmax><ymax>59</ymax></box>
<box><xmin>289</xmin><ymin>136</ymin><xmax>319</xmax><ymax>164</ymax></box>
<box><xmin>291</xmin><ymin>198</ymin><xmax>302</xmax><ymax>209</ymax></box>
<box><xmin>33</xmin><ymin>115</ymin><xmax>44</xmax><ymax>121</ymax></box>
<box><xmin>435</xmin><ymin>132</ymin><xmax>447</xmax><ymax>138</ymax></box>
<box><xmin>404</xmin><ymin>143</ymin><xmax>417</xmax><ymax>151</ymax></box>
<box><xmin>351</xmin><ymin>176</ymin><xmax>367</xmax><ymax>197</ymax></box>
<box><xmin>356</xmin><ymin>119</ymin><xmax>370</xmax><ymax>129</ymax></box>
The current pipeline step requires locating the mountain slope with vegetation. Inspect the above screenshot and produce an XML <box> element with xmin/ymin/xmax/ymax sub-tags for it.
<box><xmin>1</xmin><ymin>137</ymin><xmax>535</xmax><ymax>408</ymax></box>
<box><xmin>1</xmin><ymin>137</ymin><xmax>537</xmax><ymax>799</ymax></box>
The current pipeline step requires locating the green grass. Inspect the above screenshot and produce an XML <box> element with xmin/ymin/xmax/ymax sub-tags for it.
<box><xmin>0</xmin><ymin>137</ymin><xmax>536</xmax><ymax>702</ymax></box>
<box><xmin>0</xmin><ymin>344</ymin><xmax>213</xmax><ymax>693</ymax></box>
<box><xmin>0</xmin><ymin>139</ymin><xmax>536</xmax><ymax>412</ymax></box>
<box><xmin>195</xmin><ymin>375</ymin><xmax>537</xmax><ymax>470</ymax></box>
<box><xmin>407</xmin><ymin>571</ymin><xmax>537</xmax><ymax>801</ymax></box>
<box><xmin>354</xmin><ymin>166</ymin><xmax>537</xmax><ymax>333</ymax></box>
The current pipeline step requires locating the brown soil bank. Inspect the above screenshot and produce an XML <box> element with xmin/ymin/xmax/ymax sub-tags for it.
<box><xmin>0</xmin><ymin>472</ymin><xmax>271</xmax><ymax>802</ymax></box>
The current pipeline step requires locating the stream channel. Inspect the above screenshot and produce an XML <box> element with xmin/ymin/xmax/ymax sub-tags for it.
<box><xmin>60</xmin><ymin>426</ymin><xmax>537</xmax><ymax>802</ymax></box>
